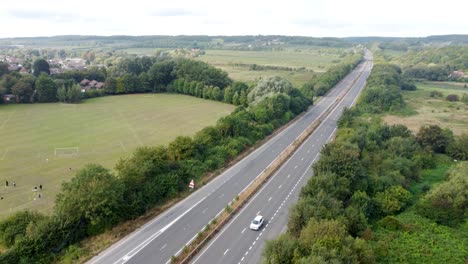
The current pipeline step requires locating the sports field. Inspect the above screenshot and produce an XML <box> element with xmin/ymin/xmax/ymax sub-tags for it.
<box><xmin>384</xmin><ymin>81</ymin><xmax>468</xmax><ymax>135</ymax></box>
<box><xmin>0</xmin><ymin>94</ymin><xmax>235</xmax><ymax>218</ymax></box>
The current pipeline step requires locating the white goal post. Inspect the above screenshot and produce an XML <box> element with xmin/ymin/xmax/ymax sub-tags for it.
<box><xmin>54</xmin><ymin>147</ymin><xmax>80</xmax><ymax>156</ymax></box>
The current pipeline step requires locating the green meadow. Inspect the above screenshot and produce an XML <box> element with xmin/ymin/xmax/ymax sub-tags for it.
<box><xmin>195</xmin><ymin>48</ymin><xmax>344</xmax><ymax>86</ymax></box>
<box><xmin>384</xmin><ymin>81</ymin><xmax>468</xmax><ymax>135</ymax></box>
<box><xmin>0</xmin><ymin>94</ymin><xmax>234</xmax><ymax>218</ymax></box>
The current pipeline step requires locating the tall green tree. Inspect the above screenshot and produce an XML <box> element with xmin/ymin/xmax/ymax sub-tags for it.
<box><xmin>57</xmin><ymin>86</ymin><xmax>67</xmax><ymax>102</ymax></box>
<box><xmin>11</xmin><ymin>78</ymin><xmax>34</xmax><ymax>103</ymax></box>
<box><xmin>0</xmin><ymin>62</ymin><xmax>9</xmax><ymax>78</ymax></box>
<box><xmin>67</xmin><ymin>84</ymin><xmax>82</xmax><ymax>103</ymax></box>
<box><xmin>32</xmin><ymin>59</ymin><xmax>50</xmax><ymax>77</ymax></box>
<box><xmin>35</xmin><ymin>73</ymin><xmax>57</xmax><ymax>102</ymax></box>
<box><xmin>416</xmin><ymin>125</ymin><xmax>453</xmax><ymax>153</ymax></box>
<box><xmin>55</xmin><ymin>164</ymin><xmax>124</xmax><ymax>236</ymax></box>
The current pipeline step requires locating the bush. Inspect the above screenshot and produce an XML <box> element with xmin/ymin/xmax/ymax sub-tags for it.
<box><xmin>429</xmin><ymin>91</ymin><xmax>443</xmax><ymax>98</ymax></box>
<box><xmin>416</xmin><ymin>125</ymin><xmax>453</xmax><ymax>153</ymax></box>
<box><xmin>416</xmin><ymin>163</ymin><xmax>468</xmax><ymax>227</ymax></box>
<box><xmin>445</xmin><ymin>94</ymin><xmax>459</xmax><ymax>102</ymax></box>
<box><xmin>374</xmin><ymin>186</ymin><xmax>412</xmax><ymax>216</ymax></box>
<box><xmin>0</xmin><ymin>211</ymin><xmax>45</xmax><ymax>247</ymax></box>
<box><xmin>447</xmin><ymin>133</ymin><xmax>468</xmax><ymax>160</ymax></box>
<box><xmin>376</xmin><ymin>216</ymin><xmax>404</xmax><ymax>231</ymax></box>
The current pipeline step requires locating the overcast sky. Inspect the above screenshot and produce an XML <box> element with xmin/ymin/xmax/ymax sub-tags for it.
<box><xmin>1</xmin><ymin>0</ymin><xmax>467</xmax><ymax>38</ymax></box>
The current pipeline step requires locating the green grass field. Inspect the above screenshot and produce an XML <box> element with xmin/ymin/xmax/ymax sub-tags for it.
<box><xmin>195</xmin><ymin>48</ymin><xmax>344</xmax><ymax>86</ymax></box>
<box><xmin>0</xmin><ymin>94</ymin><xmax>234</xmax><ymax>218</ymax></box>
<box><xmin>384</xmin><ymin>81</ymin><xmax>468</xmax><ymax>135</ymax></box>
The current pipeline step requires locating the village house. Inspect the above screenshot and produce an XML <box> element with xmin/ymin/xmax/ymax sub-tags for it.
<box><xmin>79</xmin><ymin>79</ymin><xmax>104</xmax><ymax>92</ymax></box>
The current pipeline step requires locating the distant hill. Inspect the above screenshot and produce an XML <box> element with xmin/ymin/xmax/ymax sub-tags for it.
<box><xmin>344</xmin><ymin>35</ymin><xmax>468</xmax><ymax>44</ymax></box>
<box><xmin>0</xmin><ymin>35</ymin><xmax>350</xmax><ymax>50</ymax></box>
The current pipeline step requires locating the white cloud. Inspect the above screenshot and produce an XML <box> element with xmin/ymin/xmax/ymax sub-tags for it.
<box><xmin>0</xmin><ymin>0</ymin><xmax>466</xmax><ymax>38</ymax></box>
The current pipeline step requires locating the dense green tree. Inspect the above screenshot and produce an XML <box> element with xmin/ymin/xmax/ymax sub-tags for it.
<box><xmin>262</xmin><ymin>233</ymin><xmax>299</xmax><ymax>264</ymax></box>
<box><xmin>148</xmin><ymin>60</ymin><xmax>176</xmax><ymax>92</ymax></box>
<box><xmin>0</xmin><ymin>73</ymin><xmax>20</xmax><ymax>94</ymax></box>
<box><xmin>168</xmin><ymin>136</ymin><xmax>196</xmax><ymax>161</ymax></box>
<box><xmin>417</xmin><ymin>163</ymin><xmax>467</xmax><ymax>226</ymax></box>
<box><xmin>55</xmin><ymin>164</ymin><xmax>124</xmax><ymax>236</ymax></box>
<box><xmin>298</xmin><ymin>218</ymin><xmax>374</xmax><ymax>263</ymax></box>
<box><xmin>447</xmin><ymin>133</ymin><xmax>468</xmax><ymax>160</ymax></box>
<box><xmin>174</xmin><ymin>59</ymin><xmax>232</xmax><ymax>88</ymax></box>
<box><xmin>67</xmin><ymin>84</ymin><xmax>82</xmax><ymax>103</ymax></box>
<box><xmin>35</xmin><ymin>73</ymin><xmax>57</xmax><ymax>102</ymax></box>
<box><xmin>314</xmin><ymin>142</ymin><xmax>367</xmax><ymax>191</ymax></box>
<box><xmin>57</xmin><ymin>86</ymin><xmax>67</xmax><ymax>102</ymax></box>
<box><xmin>374</xmin><ymin>185</ymin><xmax>411</xmax><ymax>216</ymax></box>
<box><xmin>248</xmin><ymin>76</ymin><xmax>293</xmax><ymax>104</ymax></box>
<box><xmin>104</xmin><ymin>77</ymin><xmax>117</xmax><ymax>94</ymax></box>
<box><xmin>116</xmin><ymin>146</ymin><xmax>174</xmax><ymax>216</ymax></box>
<box><xmin>0</xmin><ymin>62</ymin><xmax>9</xmax><ymax>78</ymax></box>
<box><xmin>416</xmin><ymin>125</ymin><xmax>453</xmax><ymax>153</ymax></box>
<box><xmin>11</xmin><ymin>78</ymin><xmax>34</xmax><ymax>103</ymax></box>
<box><xmin>32</xmin><ymin>59</ymin><xmax>50</xmax><ymax>77</ymax></box>
<box><xmin>0</xmin><ymin>211</ymin><xmax>45</xmax><ymax>247</ymax></box>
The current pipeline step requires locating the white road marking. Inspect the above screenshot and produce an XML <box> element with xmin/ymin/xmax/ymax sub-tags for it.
<box><xmin>287</xmin><ymin>174</ymin><xmax>290</xmax><ymax>178</ymax></box>
<box><xmin>224</xmin><ymin>248</ymin><xmax>230</xmax><ymax>255</ymax></box>
<box><xmin>268</xmin><ymin>197</ymin><xmax>272</xmax><ymax>202</ymax></box>
<box><xmin>278</xmin><ymin>185</ymin><xmax>282</xmax><ymax>189</ymax></box>
<box><xmin>117</xmin><ymin>196</ymin><xmax>207</xmax><ymax>264</ymax></box>
<box><xmin>241</xmin><ymin>228</ymin><xmax>246</xmax><ymax>234</ymax></box>
<box><xmin>294</xmin><ymin>165</ymin><xmax>298</xmax><ymax>169</ymax></box>
<box><xmin>160</xmin><ymin>244</ymin><xmax>167</xmax><ymax>251</ymax></box>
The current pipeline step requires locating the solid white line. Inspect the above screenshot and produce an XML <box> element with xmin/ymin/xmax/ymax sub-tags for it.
<box><xmin>118</xmin><ymin>196</ymin><xmax>207</xmax><ymax>264</ymax></box>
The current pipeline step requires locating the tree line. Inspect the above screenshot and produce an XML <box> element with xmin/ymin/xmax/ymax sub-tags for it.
<box><xmin>262</xmin><ymin>63</ymin><xmax>468</xmax><ymax>263</ymax></box>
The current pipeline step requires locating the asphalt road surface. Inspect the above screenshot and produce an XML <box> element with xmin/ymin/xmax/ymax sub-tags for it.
<box><xmin>87</xmin><ymin>51</ymin><xmax>373</xmax><ymax>264</ymax></box>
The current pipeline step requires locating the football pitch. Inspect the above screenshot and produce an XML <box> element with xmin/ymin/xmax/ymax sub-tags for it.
<box><xmin>0</xmin><ymin>94</ymin><xmax>235</xmax><ymax>218</ymax></box>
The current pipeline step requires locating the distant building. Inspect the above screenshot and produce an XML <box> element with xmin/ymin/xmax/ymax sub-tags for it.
<box><xmin>80</xmin><ymin>79</ymin><xmax>91</xmax><ymax>87</ymax></box>
<box><xmin>79</xmin><ymin>79</ymin><xmax>104</xmax><ymax>92</ymax></box>
<box><xmin>19</xmin><ymin>67</ymin><xmax>28</xmax><ymax>74</ymax></box>
<box><xmin>449</xmin><ymin>70</ymin><xmax>467</xmax><ymax>79</ymax></box>
<box><xmin>3</xmin><ymin>94</ymin><xmax>16</xmax><ymax>103</ymax></box>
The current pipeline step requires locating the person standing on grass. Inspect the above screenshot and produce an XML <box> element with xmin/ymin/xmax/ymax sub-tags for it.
<box><xmin>13</xmin><ymin>181</ymin><xmax>16</xmax><ymax>187</ymax></box>
<box><xmin>39</xmin><ymin>184</ymin><xmax>42</xmax><ymax>191</ymax></box>
<box><xmin>5</xmin><ymin>180</ymin><xmax>8</xmax><ymax>187</ymax></box>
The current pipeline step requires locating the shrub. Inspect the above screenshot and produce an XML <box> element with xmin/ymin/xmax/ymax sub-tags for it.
<box><xmin>417</xmin><ymin>163</ymin><xmax>468</xmax><ymax>227</ymax></box>
<box><xmin>374</xmin><ymin>186</ymin><xmax>412</xmax><ymax>216</ymax></box>
<box><xmin>376</xmin><ymin>216</ymin><xmax>404</xmax><ymax>231</ymax></box>
<box><xmin>447</xmin><ymin>133</ymin><xmax>468</xmax><ymax>160</ymax></box>
<box><xmin>429</xmin><ymin>91</ymin><xmax>443</xmax><ymax>97</ymax></box>
<box><xmin>445</xmin><ymin>94</ymin><xmax>459</xmax><ymax>102</ymax></box>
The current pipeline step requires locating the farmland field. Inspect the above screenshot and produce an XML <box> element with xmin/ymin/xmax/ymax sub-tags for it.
<box><xmin>383</xmin><ymin>81</ymin><xmax>468</xmax><ymax>135</ymax></box>
<box><xmin>195</xmin><ymin>48</ymin><xmax>345</xmax><ymax>86</ymax></box>
<box><xmin>121</xmin><ymin>47</ymin><xmax>346</xmax><ymax>87</ymax></box>
<box><xmin>0</xmin><ymin>94</ymin><xmax>235</xmax><ymax>218</ymax></box>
